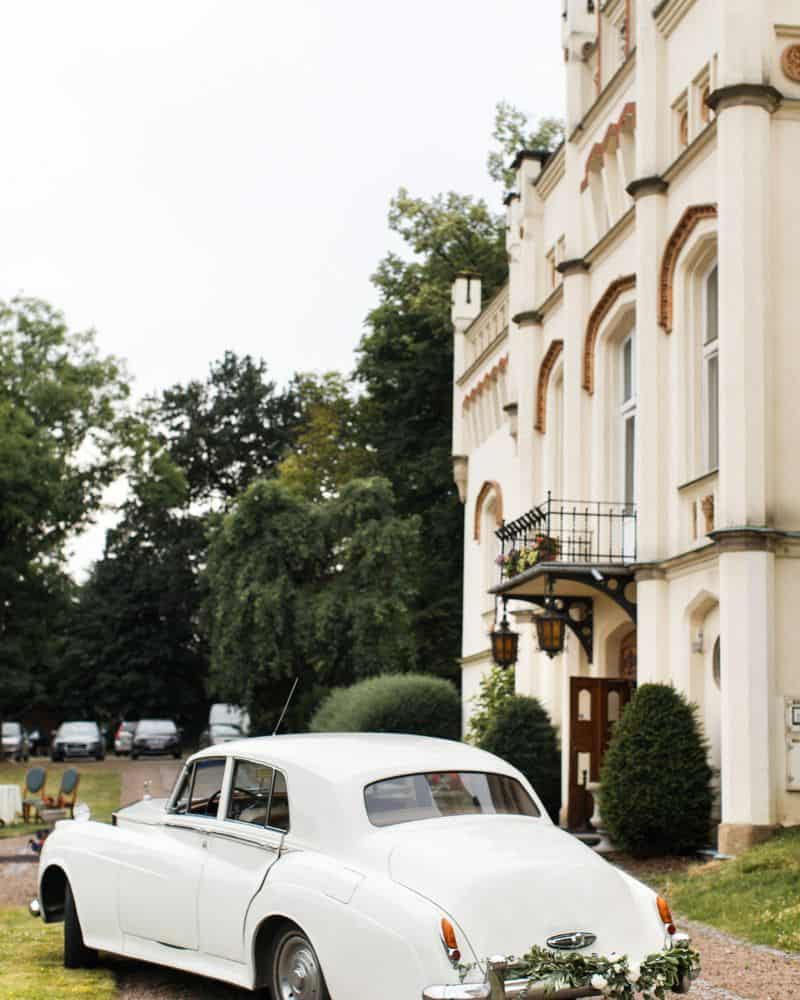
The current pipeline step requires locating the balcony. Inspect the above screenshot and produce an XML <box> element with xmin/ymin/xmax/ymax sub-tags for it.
<box><xmin>491</xmin><ymin>495</ymin><xmax>638</xmax><ymax>645</ymax></box>
<box><xmin>496</xmin><ymin>494</ymin><xmax>637</xmax><ymax>579</ymax></box>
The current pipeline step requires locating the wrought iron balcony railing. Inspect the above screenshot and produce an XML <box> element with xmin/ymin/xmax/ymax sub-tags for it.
<box><xmin>495</xmin><ymin>494</ymin><xmax>637</xmax><ymax>581</ymax></box>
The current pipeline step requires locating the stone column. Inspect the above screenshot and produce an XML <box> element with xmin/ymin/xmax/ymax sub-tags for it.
<box><xmin>708</xmin><ymin>0</ymin><xmax>780</xmax><ymax>853</ymax></box>
<box><xmin>627</xmin><ymin>2</ymin><xmax>671</xmax><ymax>683</ymax></box>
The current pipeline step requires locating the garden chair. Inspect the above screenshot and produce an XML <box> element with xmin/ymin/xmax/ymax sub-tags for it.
<box><xmin>43</xmin><ymin>768</ymin><xmax>80</xmax><ymax>818</ymax></box>
<box><xmin>21</xmin><ymin>766</ymin><xmax>47</xmax><ymax>823</ymax></box>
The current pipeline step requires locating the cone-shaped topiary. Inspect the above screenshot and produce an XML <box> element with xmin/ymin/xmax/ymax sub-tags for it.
<box><xmin>479</xmin><ymin>695</ymin><xmax>561</xmax><ymax>822</ymax></box>
<box><xmin>599</xmin><ymin>683</ymin><xmax>712</xmax><ymax>856</ymax></box>
<box><xmin>309</xmin><ymin>673</ymin><xmax>461</xmax><ymax>741</ymax></box>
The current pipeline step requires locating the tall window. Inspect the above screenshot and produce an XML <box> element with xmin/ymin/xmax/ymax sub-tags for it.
<box><xmin>620</xmin><ymin>332</ymin><xmax>636</xmax><ymax>508</ymax></box>
<box><xmin>703</xmin><ymin>265</ymin><xmax>719</xmax><ymax>471</ymax></box>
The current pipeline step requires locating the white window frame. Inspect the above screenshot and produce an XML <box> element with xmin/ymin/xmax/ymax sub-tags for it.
<box><xmin>619</xmin><ymin>332</ymin><xmax>637</xmax><ymax>509</ymax></box>
<box><xmin>701</xmin><ymin>262</ymin><xmax>719</xmax><ymax>473</ymax></box>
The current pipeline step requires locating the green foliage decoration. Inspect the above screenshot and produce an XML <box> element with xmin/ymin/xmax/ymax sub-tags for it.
<box><xmin>599</xmin><ymin>683</ymin><xmax>713</xmax><ymax>856</ymax></box>
<box><xmin>478</xmin><ymin>695</ymin><xmax>562</xmax><ymax>822</ymax></box>
<box><xmin>510</xmin><ymin>940</ymin><xmax>700</xmax><ymax>999</ymax></box>
<box><xmin>310</xmin><ymin>673</ymin><xmax>461</xmax><ymax>741</ymax></box>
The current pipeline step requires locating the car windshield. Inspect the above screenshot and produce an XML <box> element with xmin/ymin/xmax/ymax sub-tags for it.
<box><xmin>59</xmin><ymin>723</ymin><xmax>98</xmax><ymax>737</ymax></box>
<box><xmin>1</xmin><ymin>723</ymin><xmax>21</xmax><ymax>736</ymax></box>
<box><xmin>137</xmin><ymin>720</ymin><xmax>176</xmax><ymax>735</ymax></box>
<box><xmin>211</xmin><ymin>724</ymin><xmax>241</xmax><ymax>736</ymax></box>
<box><xmin>364</xmin><ymin>771</ymin><xmax>540</xmax><ymax>827</ymax></box>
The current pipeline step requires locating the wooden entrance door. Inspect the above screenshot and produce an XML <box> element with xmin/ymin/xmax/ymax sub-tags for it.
<box><xmin>567</xmin><ymin>677</ymin><xmax>635</xmax><ymax>830</ymax></box>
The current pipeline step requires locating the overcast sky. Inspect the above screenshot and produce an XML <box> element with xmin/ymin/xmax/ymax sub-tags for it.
<box><xmin>0</xmin><ymin>0</ymin><xmax>564</xmax><ymax>571</ymax></box>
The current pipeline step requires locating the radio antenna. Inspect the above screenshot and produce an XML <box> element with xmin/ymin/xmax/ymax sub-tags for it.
<box><xmin>272</xmin><ymin>677</ymin><xmax>299</xmax><ymax>736</ymax></box>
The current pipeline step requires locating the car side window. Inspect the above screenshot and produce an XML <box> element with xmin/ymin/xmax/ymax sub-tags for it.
<box><xmin>268</xmin><ymin>770</ymin><xmax>290</xmax><ymax>832</ymax></box>
<box><xmin>227</xmin><ymin>760</ymin><xmax>274</xmax><ymax>827</ymax></box>
<box><xmin>188</xmin><ymin>759</ymin><xmax>226</xmax><ymax>817</ymax></box>
<box><xmin>170</xmin><ymin>765</ymin><xmax>193</xmax><ymax>814</ymax></box>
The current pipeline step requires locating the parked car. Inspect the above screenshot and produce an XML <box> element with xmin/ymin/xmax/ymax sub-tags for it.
<box><xmin>31</xmin><ymin>734</ymin><xmax>694</xmax><ymax>998</ymax></box>
<box><xmin>208</xmin><ymin>703</ymin><xmax>250</xmax><ymax>735</ymax></box>
<box><xmin>114</xmin><ymin>722</ymin><xmax>137</xmax><ymax>756</ymax></box>
<box><xmin>1</xmin><ymin>721</ymin><xmax>30</xmax><ymax>761</ymax></box>
<box><xmin>198</xmin><ymin>723</ymin><xmax>242</xmax><ymax>749</ymax></box>
<box><xmin>50</xmin><ymin>722</ymin><xmax>104</xmax><ymax>761</ymax></box>
<box><xmin>131</xmin><ymin>719</ymin><xmax>181</xmax><ymax>759</ymax></box>
<box><xmin>26</xmin><ymin>729</ymin><xmax>49</xmax><ymax>756</ymax></box>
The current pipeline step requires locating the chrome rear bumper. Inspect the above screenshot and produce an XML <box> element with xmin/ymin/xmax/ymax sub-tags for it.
<box><xmin>424</xmin><ymin>958</ymin><xmax>601</xmax><ymax>999</ymax></box>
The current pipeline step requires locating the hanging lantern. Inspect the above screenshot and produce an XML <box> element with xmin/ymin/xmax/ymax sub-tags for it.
<box><xmin>490</xmin><ymin>602</ymin><xmax>519</xmax><ymax>668</ymax></box>
<box><xmin>535</xmin><ymin>575</ymin><xmax>567</xmax><ymax>658</ymax></box>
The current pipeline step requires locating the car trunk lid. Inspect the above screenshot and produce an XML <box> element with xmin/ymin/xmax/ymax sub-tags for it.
<box><xmin>387</xmin><ymin>816</ymin><xmax>664</xmax><ymax>964</ymax></box>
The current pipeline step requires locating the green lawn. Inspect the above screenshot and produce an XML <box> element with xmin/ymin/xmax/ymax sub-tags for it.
<box><xmin>658</xmin><ymin>828</ymin><xmax>800</xmax><ymax>952</ymax></box>
<box><xmin>0</xmin><ymin>906</ymin><xmax>116</xmax><ymax>999</ymax></box>
<box><xmin>0</xmin><ymin>762</ymin><xmax>120</xmax><ymax>840</ymax></box>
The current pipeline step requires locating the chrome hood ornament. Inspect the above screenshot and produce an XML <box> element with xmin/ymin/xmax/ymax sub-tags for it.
<box><xmin>546</xmin><ymin>931</ymin><xmax>597</xmax><ymax>951</ymax></box>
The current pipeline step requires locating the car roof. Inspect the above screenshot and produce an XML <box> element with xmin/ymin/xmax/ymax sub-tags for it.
<box><xmin>192</xmin><ymin>732</ymin><xmax>517</xmax><ymax>785</ymax></box>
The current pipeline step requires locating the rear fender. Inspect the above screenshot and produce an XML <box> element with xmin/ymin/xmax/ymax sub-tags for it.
<box><xmin>246</xmin><ymin>852</ymin><xmax>462</xmax><ymax>1000</ymax></box>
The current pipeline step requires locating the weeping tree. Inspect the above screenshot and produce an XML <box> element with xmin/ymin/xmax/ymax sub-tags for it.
<box><xmin>204</xmin><ymin>477</ymin><xmax>421</xmax><ymax>732</ymax></box>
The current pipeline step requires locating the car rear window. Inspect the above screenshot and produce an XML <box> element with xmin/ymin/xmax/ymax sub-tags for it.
<box><xmin>59</xmin><ymin>723</ymin><xmax>99</xmax><ymax>737</ymax></box>
<box><xmin>137</xmin><ymin>720</ymin><xmax>177</xmax><ymax>735</ymax></box>
<box><xmin>364</xmin><ymin>771</ymin><xmax>540</xmax><ymax>827</ymax></box>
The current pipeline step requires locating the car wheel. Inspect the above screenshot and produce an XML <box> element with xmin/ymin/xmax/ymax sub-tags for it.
<box><xmin>131</xmin><ymin>752</ymin><xmax>138</xmax><ymax>760</ymax></box>
<box><xmin>64</xmin><ymin>881</ymin><xmax>98</xmax><ymax>969</ymax></box>
<box><xmin>270</xmin><ymin>924</ymin><xmax>330</xmax><ymax>1000</ymax></box>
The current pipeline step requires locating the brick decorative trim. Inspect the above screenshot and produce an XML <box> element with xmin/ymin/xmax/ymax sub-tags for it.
<box><xmin>583</xmin><ymin>274</ymin><xmax>637</xmax><ymax>394</ymax></box>
<box><xmin>462</xmin><ymin>354</ymin><xmax>509</xmax><ymax>409</ymax></box>
<box><xmin>658</xmin><ymin>204</ymin><xmax>717</xmax><ymax>333</ymax></box>
<box><xmin>535</xmin><ymin>340</ymin><xmax>564</xmax><ymax>433</ymax></box>
<box><xmin>580</xmin><ymin>102</ymin><xmax>637</xmax><ymax>193</ymax></box>
<box><xmin>474</xmin><ymin>481</ymin><xmax>504</xmax><ymax>541</ymax></box>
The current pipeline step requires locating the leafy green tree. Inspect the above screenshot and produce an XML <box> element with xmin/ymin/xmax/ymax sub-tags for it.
<box><xmin>57</xmin><ymin>445</ymin><xmax>208</xmax><ymax>727</ymax></box>
<box><xmin>157</xmin><ymin>351</ymin><xmax>300</xmax><ymax>508</ymax></box>
<box><xmin>599</xmin><ymin>683</ymin><xmax>713</xmax><ymax>856</ymax></box>
<box><xmin>0</xmin><ymin>297</ymin><xmax>130</xmax><ymax>721</ymax></box>
<box><xmin>278</xmin><ymin>372</ymin><xmax>374</xmax><ymax>501</ymax></box>
<box><xmin>487</xmin><ymin>100</ymin><xmax>565</xmax><ymax>188</ymax></box>
<box><xmin>205</xmin><ymin>477</ymin><xmax>420</xmax><ymax>731</ymax></box>
<box><xmin>355</xmin><ymin>190</ymin><xmax>507</xmax><ymax>680</ymax></box>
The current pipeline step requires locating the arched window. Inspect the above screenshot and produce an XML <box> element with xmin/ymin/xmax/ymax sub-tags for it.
<box><xmin>703</xmin><ymin>264</ymin><xmax>719</xmax><ymax>472</ymax></box>
<box><xmin>619</xmin><ymin>331</ymin><xmax>636</xmax><ymax>508</ymax></box>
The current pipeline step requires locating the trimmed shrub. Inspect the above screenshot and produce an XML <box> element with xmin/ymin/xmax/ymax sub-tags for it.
<box><xmin>479</xmin><ymin>696</ymin><xmax>561</xmax><ymax>822</ymax></box>
<box><xmin>599</xmin><ymin>683</ymin><xmax>712</xmax><ymax>856</ymax></box>
<box><xmin>309</xmin><ymin>673</ymin><xmax>461</xmax><ymax>741</ymax></box>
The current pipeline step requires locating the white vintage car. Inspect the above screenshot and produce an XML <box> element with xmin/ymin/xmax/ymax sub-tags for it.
<box><xmin>31</xmin><ymin>734</ymin><xmax>693</xmax><ymax>999</ymax></box>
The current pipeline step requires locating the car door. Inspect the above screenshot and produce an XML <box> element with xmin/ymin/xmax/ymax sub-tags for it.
<box><xmin>118</xmin><ymin>757</ymin><xmax>226</xmax><ymax>950</ymax></box>
<box><xmin>196</xmin><ymin>757</ymin><xmax>288</xmax><ymax>963</ymax></box>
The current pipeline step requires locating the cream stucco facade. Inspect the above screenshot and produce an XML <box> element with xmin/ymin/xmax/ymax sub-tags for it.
<box><xmin>452</xmin><ymin>0</ymin><xmax>800</xmax><ymax>854</ymax></box>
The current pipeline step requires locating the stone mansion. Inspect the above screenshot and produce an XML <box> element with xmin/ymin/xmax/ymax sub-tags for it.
<box><xmin>452</xmin><ymin>0</ymin><xmax>800</xmax><ymax>855</ymax></box>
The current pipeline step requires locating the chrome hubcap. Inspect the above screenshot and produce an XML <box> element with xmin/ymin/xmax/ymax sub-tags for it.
<box><xmin>276</xmin><ymin>934</ymin><xmax>322</xmax><ymax>999</ymax></box>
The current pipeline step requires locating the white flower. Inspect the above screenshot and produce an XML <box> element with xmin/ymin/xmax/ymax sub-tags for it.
<box><xmin>626</xmin><ymin>962</ymin><xmax>641</xmax><ymax>983</ymax></box>
<box><xmin>590</xmin><ymin>974</ymin><xmax>608</xmax><ymax>990</ymax></box>
<box><xmin>607</xmin><ymin>953</ymin><xmax>621</xmax><ymax>964</ymax></box>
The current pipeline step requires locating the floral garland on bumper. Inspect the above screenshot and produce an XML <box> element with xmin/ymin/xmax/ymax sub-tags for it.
<box><xmin>510</xmin><ymin>940</ymin><xmax>700</xmax><ymax>999</ymax></box>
